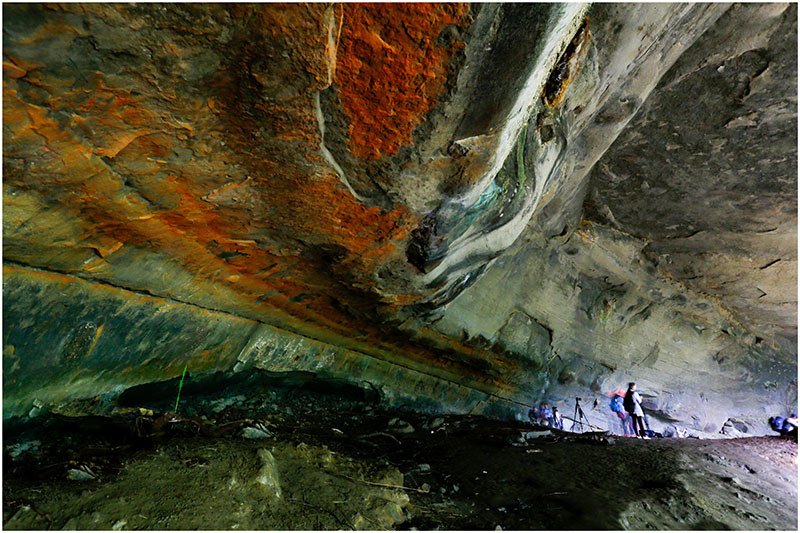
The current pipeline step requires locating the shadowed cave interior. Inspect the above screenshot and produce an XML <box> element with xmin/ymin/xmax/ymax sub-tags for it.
<box><xmin>2</xmin><ymin>2</ymin><xmax>798</xmax><ymax>530</ymax></box>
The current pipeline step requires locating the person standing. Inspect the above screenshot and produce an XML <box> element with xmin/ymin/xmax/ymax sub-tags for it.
<box><xmin>610</xmin><ymin>393</ymin><xmax>633</xmax><ymax>436</ymax></box>
<box><xmin>539</xmin><ymin>403</ymin><xmax>553</xmax><ymax>427</ymax></box>
<box><xmin>528</xmin><ymin>404</ymin><xmax>540</xmax><ymax>425</ymax></box>
<box><xmin>624</xmin><ymin>382</ymin><xmax>648</xmax><ymax>439</ymax></box>
<box><xmin>551</xmin><ymin>407</ymin><xmax>563</xmax><ymax>429</ymax></box>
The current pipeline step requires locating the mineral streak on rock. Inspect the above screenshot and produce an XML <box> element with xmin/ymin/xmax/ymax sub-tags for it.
<box><xmin>543</xmin><ymin>19</ymin><xmax>590</xmax><ymax>109</ymax></box>
<box><xmin>401</xmin><ymin>4</ymin><xmax>591</xmax><ymax>297</ymax></box>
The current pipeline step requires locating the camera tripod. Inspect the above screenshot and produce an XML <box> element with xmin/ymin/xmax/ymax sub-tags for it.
<box><xmin>570</xmin><ymin>397</ymin><xmax>593</xmax><ymax>433</ymax></box>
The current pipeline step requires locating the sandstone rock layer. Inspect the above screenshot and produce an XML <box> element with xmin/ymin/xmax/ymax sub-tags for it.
<box><xmin>3</xmin><ymin>3</ymin><xmax>796</xmax><ymax>435</ymax></box>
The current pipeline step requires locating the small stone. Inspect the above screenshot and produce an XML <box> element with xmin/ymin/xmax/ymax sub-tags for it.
<box><xmin>420</xmin><ymin>483</ymin><xmax>431</xmax><ymax>493</ymax></box>
<box><xmin>380</xmin><ymin>501</ymin><xmax>406</xmax><ymax>527</ymax></box>
<box><xmin>6</xmin><ymin>440</ymin><xmax>41</xmax><ymax>460</ymax></box>
<box><xmin>523</xmin><ymin>430</ymin><xmax>550</xmax><ymax>440</ymax></box>
<box><xmin>495</xmin><ymin>525</ymin><xmax>503</xmax><ymax>530</ymax></box>
<box><xmin>112</xmin><ymin>519</ymin><xmax>127</xmax><ymax>530</ymax></box>
<box><xmin>67</xmin><ymin>468</ymin><xmax>96</xmax><ymax>481</ymax></box>
<box><xmin>379</xmin><ymin>469</ymin><xmax>404</xmax><ymax>488</ymax></box>
<box><xmin>416</xmin><ymin>463</ymin><xmax>431</xmax><ymax>472</ymax></box>
<box><xmin>388</xmin><ymin>418</ymin><xmax>415</xmax><ymax>434</ymax></box>
<box><xmin>254</xmin><ymin>449</ymin><xmax>281</xmax><ymax>498</ymax></box>
<box><xmin>242</xmin><ymin>427</ymin><xmax>272</xmax><ymax>439</ymax></box>
<box><xmin>352</xmin><ymin>513</ymin><xmax>368</xmax><ymax>530</ymax></box>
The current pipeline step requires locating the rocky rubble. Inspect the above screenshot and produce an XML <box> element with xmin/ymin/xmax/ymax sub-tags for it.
<box><xmin>3</xmin><ymin>380</ymin><xmax>797</xmax><ymax>530</ymax></box>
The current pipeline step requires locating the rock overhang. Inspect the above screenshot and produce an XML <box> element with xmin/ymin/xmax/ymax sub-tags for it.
<box><xmin>2</xmin><ymin>3</ymin><xmax>796</xmax><ymax>434</ymax></box>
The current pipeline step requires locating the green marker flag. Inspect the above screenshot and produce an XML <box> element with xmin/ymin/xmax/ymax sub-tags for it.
<box><xmin>174</xmin><ymin>364</ymin><xmax>188</xmax><ymax>414</ymax></box>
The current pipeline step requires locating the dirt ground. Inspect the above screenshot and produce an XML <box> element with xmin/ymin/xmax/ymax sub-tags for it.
<box><xmin>3</xmin><ymin>374</ymin><xmax>798</xmax><ymax>530</ymax></box>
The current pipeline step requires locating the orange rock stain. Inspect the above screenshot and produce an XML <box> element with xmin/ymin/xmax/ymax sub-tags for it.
<box><xmin>336</xmin><ymin>3</ymin><xmax>470</xmax><ymax>160</ymax></box>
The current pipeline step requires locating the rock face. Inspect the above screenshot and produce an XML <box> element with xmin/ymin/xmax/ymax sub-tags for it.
<box><xmin>586</xmin><ymin>3</ymin><xmax>798</xmax><ymax>354</ymax></box>
<box><xmin>3</xmin><ymin>4</ymin><xmax>796</xmax><ymax>434</ymax></box>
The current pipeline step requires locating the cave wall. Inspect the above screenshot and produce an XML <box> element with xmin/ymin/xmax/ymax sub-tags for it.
<box><xmin>3</xmin><ymin>263</ymin><xmax>518</xmax><ymax>419</ymax></box>
<box><xmin>585</xmin><ymin>3</ymin><xmax>798</xmax><ymax>354</ymax></box>
<box><xmin>425</xmin><ymin>3</ymin><xmax>798</xmax><ymax>435</ymax></box>
<box><xmin>3</xmin><ymin>3</ymin><xmax>796</xmax><ymax>433</ymax></box>
<box><xmin>431</xmin><ymin>224</ymin><xmax>797</xmax><ymax>435</ymax></box>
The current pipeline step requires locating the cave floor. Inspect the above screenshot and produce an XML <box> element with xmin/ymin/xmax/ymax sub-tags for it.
<box><xmin>3</xmin><ymin>378</ymin><xmax>797</xmax><ymax>530</ymax></box>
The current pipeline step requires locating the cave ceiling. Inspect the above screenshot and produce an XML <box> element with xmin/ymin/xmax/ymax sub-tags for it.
<box><xmin>2</xmin><ymin>3</ymin><xmax>797</xmax><ymax>423</ymax></box>
<box><xmin>585</xmin><ymin>3</ymin><xmax>798</xmax><ymax>353</ymax></box>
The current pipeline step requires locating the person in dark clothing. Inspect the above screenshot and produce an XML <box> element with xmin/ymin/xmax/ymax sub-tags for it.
<box><xmin>528</xmin><ymin>405</ymin><xmax>540</xmax><ymax>425</ymax></box>
<box><xmin>624</xmin><ymin>382</ymin><xmax>648</xmax><ymax>439</ymax></box>
<box><xmin>551</xmin><ymin>407</ymin><xmax>563</xmax><ymax>430</ymax></box>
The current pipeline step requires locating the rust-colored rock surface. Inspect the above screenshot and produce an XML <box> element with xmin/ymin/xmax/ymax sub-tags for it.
<box><xmin>335</xmin><ymin>3</ymin><xmax>470</xmax><ymax>160</ymax></box>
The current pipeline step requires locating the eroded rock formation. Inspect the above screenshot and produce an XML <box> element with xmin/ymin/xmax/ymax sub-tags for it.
<box><xmin>3</xmin><ymin>3</ymin><xmax>797</xmax><ymax>435</ymax></box>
